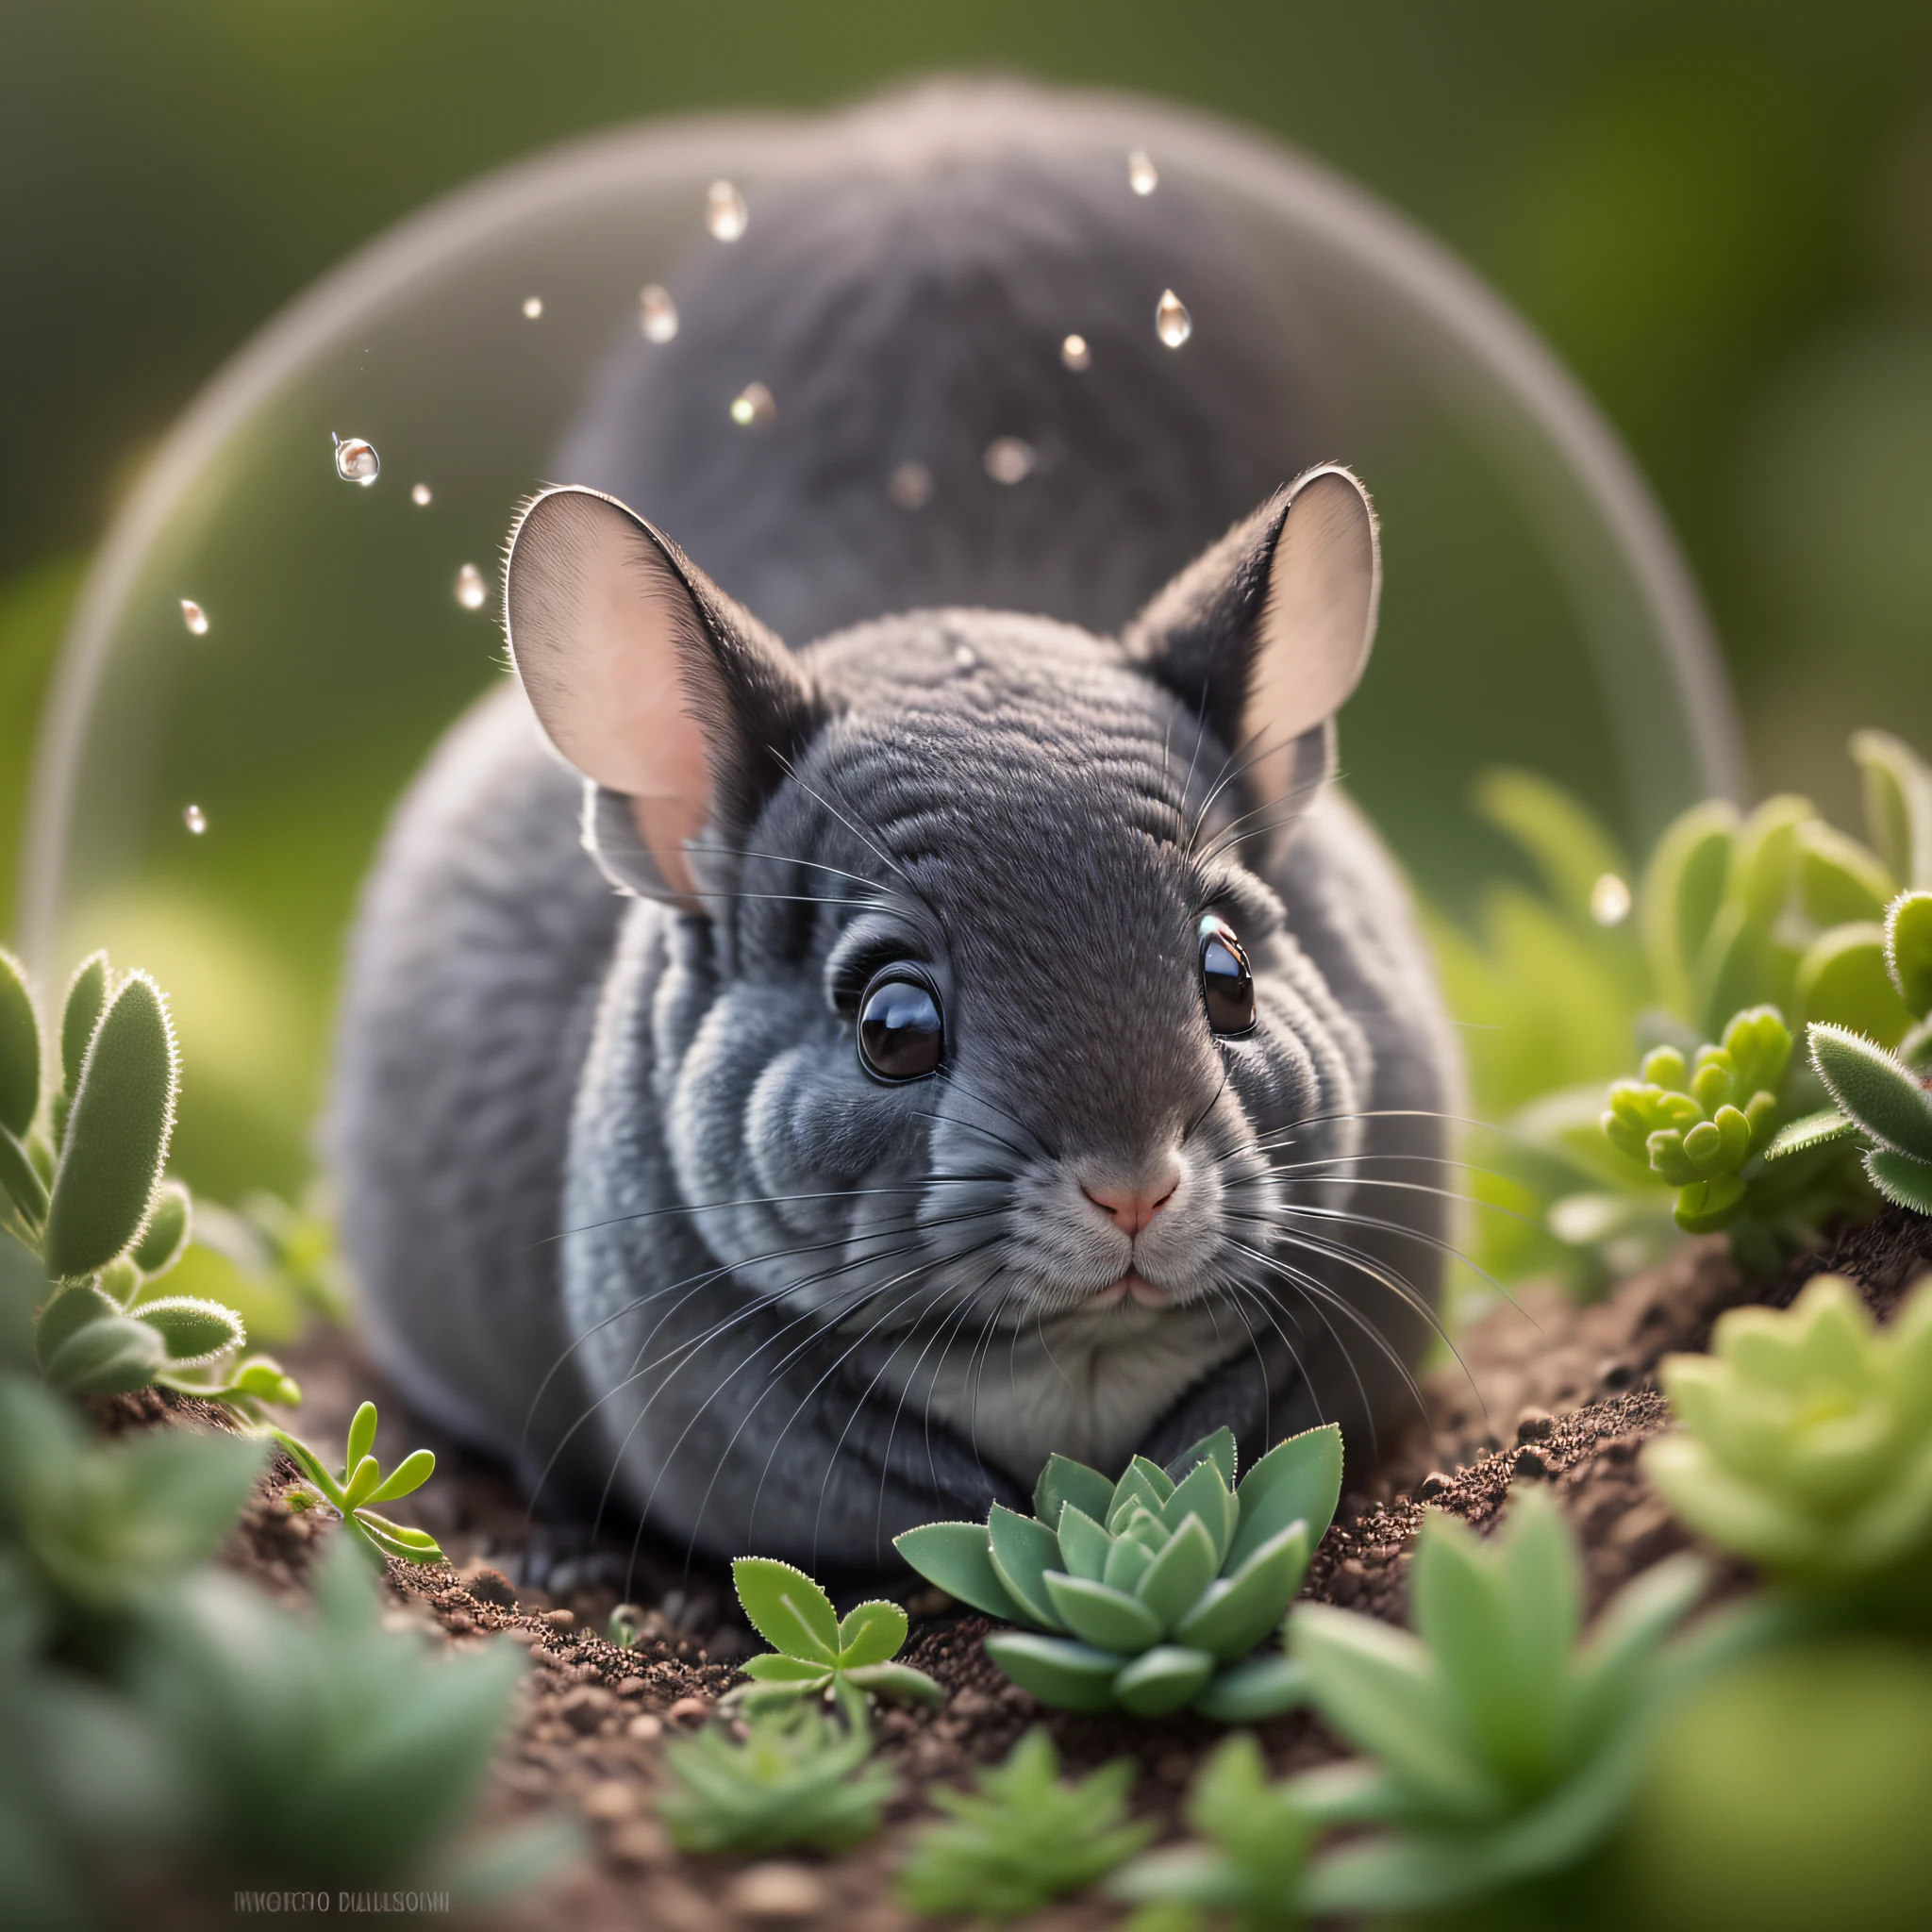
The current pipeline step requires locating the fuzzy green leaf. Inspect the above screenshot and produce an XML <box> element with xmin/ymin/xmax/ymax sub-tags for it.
<box><xmin>1043</xmin><ymin>1570</ymin><xmax>1164</xmax><ymax>1653</ymax></box>
<box><xmin>58</xmin><ymin>954</ymin><xmax>108</xmax><ymax>1096</ymax></box>
<box><xmin>1056</xmin><ymin>1501</ymin><xmax>1112</xmax><ymax>1582</ymax></box>
<box><xmin>135</xmin><ymin>1294</ymin><xmax>243</xmax><ymax>1366</ymax></box>
<box><xmin>983</xmin><ymin>1632</ymin><xmax>1126</xmax><ymax>1712</ymax></box>
<box><xmin>732</xmin><ymin>1557</ymin><xmax>841</xmax><ymax>1663</ymax></box>
<box><xmin>1229</xmin><ymin>1424</ymin><xmax>1342</xmax><ymax>1572</ymax></box>
<box><xmin>1167</xmin><ymin>1425</ymin><xmax>1238</xmax><ymax>1489</ymax></box>
<box><xmin>988</xmin><ymin>1504</ymin><xmax>1069</xmax><ymax>1631</ymax></box>
<box><xmin>1173</xmin><ymin>1521</ymin><xmax>1311</xmax><ymax>1660</ymax></box>
<box><xmin>34</xmin><ymin>1278</ymin><xmax>118</xmax><ymax>1364</ymax></box>
<box><xmin>1763</xmin><ymin>1107</ymin><xmax>1856</xmax><ymax>1160</ymax></box>
<box><xmin>130</xmin><ymin>1180</ymin><xmax>190</xmax><ymax>1276</ymax></box>
<box><xmin>1033</xmin><ymin>1451</ymin><xmax>1114</xmax><ymax>1531</ymax></box>
<box><xmin>1136</xmin><ymin>1513</ymin><xmax>1220</xmax><ymax>1633</ymax></box>
<box><xmin>1810</xmin><ymin>1023</ymin><xmax>1932</xmax><ymax>1160</ymax></box>
<box><xmin>1865</xmin><ymin>1147</ymin><xmax>1932</xmax><ymax>1214</ymax></box>
<box><xmin>42</xmin><ymin>973</ymin><xmax>177</xmax><ymax>1279</ymax></box>
<box><xmin>835</xmin><ymin>1598</ymin><xmax>908</xmax><ymax>1668</ymax></box>
<box><xmin>842</xmin><ymin>1660</ymin><xmax>945</xmax><ymax>1706</ymax></box>
<box><xmin>1191</xmin><ymin>1654</ymin><xmax>1310</xmax><ymax>1723</ymax></box>
<box><xmin>0</xmin><ymin>1121</ymin><xmax>49</xmax><ymax>1226</ymax></box>
<box><xmin>894</xmin><ymin>1521</ymin><xmax>1030</xmax><ymax>1624</ymax></box>
<box><xmin>1113</xmin><ymin>1644</ymin><xmax>1215</xmax><ymax>1716</ymax></box>
<box><xmin>0</xmin><ymin>948</ymin><xmax>39</xmax><ymax>1140</ymax></box>
<box><xmin>42</xmin><ymin>1312</ymin><xmax>166</xmax><ymax>1394</ymax></box>
<box><xmin>1888</xmin><ymin>891</ymin><xmax>1932</xmax><ymax>1015</ymax></box>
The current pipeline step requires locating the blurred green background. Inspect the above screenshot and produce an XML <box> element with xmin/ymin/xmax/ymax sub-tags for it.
<box><xmin>4</xmin><ymin>0</ymin><xmax>1931</xmax><ymax>1206</ymax></box>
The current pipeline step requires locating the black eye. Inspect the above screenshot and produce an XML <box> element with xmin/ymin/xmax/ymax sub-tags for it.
<box><xmin>857</xmin><ymin>969</ymin><xmax>944</xmax><ymax>1080</ymax></box>
<box><xmin>1199</xmin><ymin>915</ymin><xmax>1256</xmax><ymax>1036</ymax></box>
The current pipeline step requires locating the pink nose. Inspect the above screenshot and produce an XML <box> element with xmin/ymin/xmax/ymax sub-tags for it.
<box><xmin>1081</xmin><ymin>1166</ymin><xmax>1180</xmax><ymax>1237</ymax></box>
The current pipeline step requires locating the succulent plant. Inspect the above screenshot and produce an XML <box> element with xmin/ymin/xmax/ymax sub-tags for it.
<box><xmin>1280</xmin><ymin>1491</ymin><xmax>1707</xmax><ymax>1919</ymax></box>
<box><xmin>899</xmin><ymin>1728</ymin><xmax>1154</xmax><ymax>1923</ymax></box>
<box><xmin>658</xmin><ymin>1680</ymin><xmax>894</xmax><ymax>1854</ymax></box>
<box><xmin>269</xmin><ymin>1399</ymin><xmax>445</xmax><ymax>1567</ymax></box>
<box><xmin>894</xmin><ymin>1424</ymin><xmax>1340</xmax><ymax>1719</ymax></box>
<box><xmin>1646</xmin><ymin>1273</ymin><xmax>1932</xmax><ymax>1617</ymax></box>
<box><xmin>724</xmin><ymin>1556</ymin><xmax>942</xmax><ymax>1710</ymax></box>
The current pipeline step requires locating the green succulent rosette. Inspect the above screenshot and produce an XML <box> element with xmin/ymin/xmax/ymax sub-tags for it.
<box><xmin>895</xmin><ymin>1423</ymin><xmax>1340</xmax><ymax>1718</ymax></box>
<box><xmin>1647</xmin><ymin>1273</ymin><xmax>1932</xmax><ymax>1616</ymax></box>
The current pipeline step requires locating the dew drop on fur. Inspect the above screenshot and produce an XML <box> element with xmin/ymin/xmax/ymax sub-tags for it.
<box><xmin>1060</xmin><ymin>333</ymin><xmax>1091</xmax><ymax>371</ymax></box>
<box><xmin>178</xmin><ymin>598</ymin><xmax>208</xmax><ymax>636</ymax></box>
<box><xmin>410</xmin><ymin>483</ymin><xmax>432</xmax><ymax>507</ymax></box>
<box><xmin>730</xmin><ymin>381</ymin><xmax>776</xmax><ymax>427</ymax></box>
<box><xmin>182</xmin><ymin>803</ymin><xmax>207</xmax><ymax>835</ymax></box>
<box><xmin>1128</xmin><ymin>148</ymin><xmax>1158</xmax><ymax>195</ymax></box>
<box><xmin>454</xmin><ymin>562</ymin><xmax>487</xmax><ymax>610</ymax></box>
<box><xmin>638</xmin><ymin>284</ymin><xmax>678</xmax><ymax>343</ymax></box>
<box><xmin>706</xmin><ymin>178</ymin><xmax>748</xmax><ymax>241</ymax></box>
<box><xmin>331</xmin><ymin>434</ymin><xmax>379</xmax><ymax>485</ymax></box>
<box><xmin>1156</xmin><ymin>290</ymin><xmax>1192</xmax><ymax>348</ymax></box>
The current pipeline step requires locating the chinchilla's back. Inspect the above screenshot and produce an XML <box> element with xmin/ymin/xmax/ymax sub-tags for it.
<box><xmin>330</xmin><ymin>81</ymin><xmax>1386</xmax><ymax>1502</ymax></box>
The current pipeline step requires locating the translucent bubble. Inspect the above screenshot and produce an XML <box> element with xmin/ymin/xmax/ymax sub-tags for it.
<box><xmin>455</xmin><ymin>562</ymin><xmax>488</xmax><ymax>610</ymax></box>
<box><xmin>410</xmin><ymin>483</ymin><xmax>432</xmax><ymax>507</ymax></box>
<box><xmin>1591</xmin><ymin>872</ymin><xmax>1633</xmax><ymax>925</ymax></box>
<box><xmin>179</xmin><ymin>599</ymin><xmax>208</xmax><ymax>636</ymax></box>
<box><xmin>522</xmin><ymin>294</ymin><xmax>543</xmax><ymax>319</ymax></box>
<box><xmin>706</xmin><ymin>179</ymin><xmax>748</xmax><ymax>242</ymax></box>
<box><xmin>639</xmin><ymin>283</ymin><xmax>679</xmax><ymax>343</ymax></box>
<box><xmin>182</xmin><ymin>804</ymin><xmax>207</xmax><ymax>835</ymax></box>
<box><xmin>886</xmin><ymin>460</ymin><xmax>933</xmax><ymax>510</ymax></box>
<box><xmin>1060</xmin><ymin>333</ymin><xmax>1091</xmax><ymax>371</ymax></box>
<box><xmin>983</xmin><ymin>437</ymin><xmax>1036</xmax><ymax>486</ymax></box>
<box><xmin>332</xmin><ymin>435</ymin><xmax>380</xmax><ymax>485</ymax></box>
<box><xmin>729</xmin><ymin>381</ymin><xmax>775</xmax><ymax>427</ymax></box>
<box><xmin>1128</xmin><ymin>148</ymin><xmax>1158</xmax><ymax>195</ymax></box>
<box><xmin>1155</xmin><ymin>289</ymin><xmax>1192</xmax><ymax>349</ymax></box>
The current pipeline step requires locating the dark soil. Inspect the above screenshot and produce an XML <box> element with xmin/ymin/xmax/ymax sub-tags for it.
<box><xmin>142</xmin><ymin>1208</ymin><xmax>1932</xmax><ymax>1929</ymax></box>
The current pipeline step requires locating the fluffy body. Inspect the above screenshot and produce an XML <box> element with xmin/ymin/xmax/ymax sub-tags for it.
<box><xmin>330</xmin><ymin>85</ymin><xmax>1459</xmax><ymax>1570</ymax></box>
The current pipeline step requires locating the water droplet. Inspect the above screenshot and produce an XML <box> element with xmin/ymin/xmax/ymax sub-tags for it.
<box><xmin>183</xmin><ymin>804</ymin><xmax>208</xmax><ymax>835</ymax></box>
<box><xmin>1155</xmin><ymin>289</ymin><xmax>1192</xmax><ymax>349</ymax></box>
<box><xmin>953</xmin><ymin>642</ymin><xmax>977</xmax><ymax>670</ymax></box>
<box><xmin>1060</xmin><ymin>333</ymin><xmax>1091</xmax><ymax>371</ymax></box>
<box><xmin>1128</xmin><ymin>149</ymin><xmax>1158</xmax><ymax>196</ymax></box>
<box><xmin>410</xmin><ymin>483</ymin><xmax>433</xmax><ymax>507</ymax></box>
<box><xmin>729</xmin><ymin>381</ymin><xmax>775</xmax><ymax>427</ymax></box>
<box><xmin>333</xmin><ymin>434</ymin><xmax>380</xmax><ymax>485</ymax></box>
<box><xmin>455</xmin><ymin>563</ymin><xmax>488</xmax><ymax>610</ymax></box>
<box><xmin>886</xmin><ymin>460</ymin><xmax>933</xmax><ymax>510</ymax></box>
<box><xmin>179</xmin><ymin>599</ymin><xmax>208</xmax><ymax>636</ymax></box>
<box><xmin>983</xmin><ymin>437</ymin><xmax>1036</xmax><ymax>486</ymax></box>
<box><xmin>639</xmin><ymin>284</ymin><xmax>679</xmax><ymax>343</ymax></box>
<box><xmin>1591</xmin><ymin>873</ymin><xmax>1633</xmax><ymax>926</ymax></box>
<box><xmin>522</xmin><ymin>295</ymin><xmax>543</xmax><ymax>319</ymax></box>
<box><xmin>706</xmin><ymin>179</ymin><xmax>748</xmax><ymax>242</ymax></box>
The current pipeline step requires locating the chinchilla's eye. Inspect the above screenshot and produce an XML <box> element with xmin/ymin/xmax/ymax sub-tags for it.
<box><xmin>1199</xmin><ymin>914</ymin><xmax>1256</xmax><ymax>1036</ymax></box>
<box><xmin>857</xmin><ymin>968</ymin><xmax>943</xmax><ymax>1080</ymax></box>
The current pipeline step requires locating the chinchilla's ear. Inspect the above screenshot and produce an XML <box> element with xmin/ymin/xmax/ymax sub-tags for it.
<box><xmin>1124</xmin><ymin>464</ymin><xmax>1380</xmax><ymax>857</ymax></box>
<box><xmin>505</xmin><ymin>485</ymin><xmax>821</xmax><ymax>904</ymax></box>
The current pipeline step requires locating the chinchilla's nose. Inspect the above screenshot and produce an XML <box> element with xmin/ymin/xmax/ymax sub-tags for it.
<box><xmin>1077</xmin><ymin>1151</ymin><xmax>1183</xmax><ymax>1237</ymax></box>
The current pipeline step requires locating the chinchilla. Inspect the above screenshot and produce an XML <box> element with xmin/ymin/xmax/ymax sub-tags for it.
<box><xmin>329</xmin><ymin>81</ymin><xmax>1461</xmax><ymax>1572</ymax></box>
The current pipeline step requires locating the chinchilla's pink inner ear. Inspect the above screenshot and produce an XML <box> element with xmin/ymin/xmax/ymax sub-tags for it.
<box><xmin>1125</xmin><ymin>463</ymin><xmax>1381</xmax><ymax>858</ymax></box>
<box><xmin>504</xmin><ymin>485</ymin><xmax>815</xmax><ymax>905</ymax></box>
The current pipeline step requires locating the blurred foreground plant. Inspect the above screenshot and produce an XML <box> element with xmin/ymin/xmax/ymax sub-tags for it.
<box><xmin>896</xmin><ymin>1424</ymin><xmax>1338</xmax><ymax>1719</ymax></box>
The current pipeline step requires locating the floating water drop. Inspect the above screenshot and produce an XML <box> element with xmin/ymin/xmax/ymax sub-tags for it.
<box><xmin>333</xmin><ymin>434</ymin><xmax>380</xmax><ymax>485</ymax></box>
<box><xmin>886</xmin><ymin>460</ymin><xmax>933</xmax><ymax>510</ymax></box>
<box><xmin>183</xmin><ymin>804</ymin><xmax>207</xmax><ymax>835</ymax></box>
<box><xmin>522</xmin><ymin>294</ymin><xmax>543</xmax><ymax>320</ymax></box>
<box><xmin>706</xmin><ymin>179</ymin><xmax>748</xmax><ymax>242</ymax></box>
<box><xmin>1591</xmin><ymin>872</ymin><xmax>1633</xmax><ymax>926</ymax></box>
<box><xmin>983</xmin><ymin>437</ymin><xmax>1035</xmax><ymax>486</ymax></box>
<box><xmin>410</xmin><ymin>483</ymin><xmax>432</xmax><ymax>507</ymax></box>
<box><xmin>1128</xmin><ymin>149</ymin><xmax>1158</xmax><ymax>196</ymax></box>
<box><xmin>179</xmin><ymin>599</ymin><xmax>208</xmax><ymax>636</ymax></box>
<box><xmin>1060</xmin><ymin>333</ymin><xmax>1091</xmax><ymax>371</ymax></box>
<box><xmin>639</xmin><ymin>283</ymin><xmax>679</xmax><ymax>343</ymax></box>
<box><xmin>1155</xmin><ymin>289</ymin><xmax>1192</xmax><ymax>349</ymax></box>
<box><xmin>455</xmin><ymin>563</ymin><xmax>488</xmax><ymax>610</ymax></box>
<box><xmin>729</xmin><ymin>381</ymin><xmax>775</xmax><ymax>427</ymax></box>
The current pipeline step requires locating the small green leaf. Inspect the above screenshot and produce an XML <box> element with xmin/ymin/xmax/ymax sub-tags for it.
<box><xmin>1112</xmin><ymin>1644</ymin><xmax>1215</xmax><ymax>1716</ymax></box>
<box><xmin>268</xmin><ymin>1425</ymin><xmax>346</xmax><ymax>1507</ymax></box>
<box><xmin>1796</xmin><ymin>924</ymin><xmax>1913</xmax><ymax>1046</ymax></box>
<box><xmin>344</xmin><ymin>1398</ymin><xmax>378</xmax><ymax>1475</ymax></box>
<box><xmin>989</xmin><ymin>1504</ymin><xmax>1070</xmax><ymax>1631</ymax></box>
<box><xmin>842</xmin><ymin>1660</ymin><xmax>945</xmax><ymax>1706</ymax></box>
<box><xmin>1229</xmin><ymin>1424</ymin><xmax>1343</xmax><ymax>1572</ymax></box>
<box><xmin>1191</xmin><ymin>1654</ymin><xmax>1310</xmax><ymax>1723</ymax></box>
<box><xmin>227</xmin><ymin>1355</ymin><xmax>301</xmax><ymax>1406</ymax></box>
<box><xmin>130</xmin><ymin>1180</ymin><xmax>191</xmax><ymax>1276</ymax></box>
<box><xmin>1105</xmin><ymin>1462</ymin><xmax>1166</xmax><ymax>1532</ymax></box>
<box><xmin>894</xmin><ymin>1522</ymin><xmax>1029</xmax><ymax>1624</ymax></box>
<box><xmin>1136</xmin><ymin>1514</ymin><xmax>1220</xmax><ymax>1633</ymax></box>
<box><xmin>1102</xmin><ymin>1534</ymin><xmax>1156</xmax><ymax>1595</ymax></box>
<box><xmin>1810</xmin><ymin>1024</ymin><xmax>1932</xmax><ymax>1161</ymax></box>
<box><xmin>1166</xmin><ymin>1425</ymin><xmax>1238</xmax><ymax>1489</ymax></box>
<box><xmin>1852</xmin><ymin>729</ymin><xmax>1932</xmax><ymax>889</ymax></box>
<box><xmin>341</xmin><ymin>1454</ymin><xmax>383</xmax><ymax>1510</ymax></box>
<box><xmin>42</xmin><ymin>973</ymin><xmax>178</xmax><ymax>1280</ymax></box>
<box><xmin>43</xmin><ymin>1311</ymin><xmax>166</xmax><ymax>1393</ymax></box>
<box><xmin>35</xmin><ymin>1277</ymin><xmax>119</xmax><ymax>1364</ymax></box>
<box><xmin>1043</xmin><ymin>1571</ymin><xmax>1164</xmax><ymax>1653</ymax></box>
<box><xmin>364</xmin><ymin>1445</ymin><xmax>435</xmax><ymax>1505</ymax></box>
<box><xmin>1056</xmin><ymin>1502</ymin><xmax>1113</xmax><ymax>1583</ymax></box>
<box><xmin>0</xmin><ymin>1122</ymin><xmax>50</xmax><ymax>1225</ymax></box>
<box><xmin>1763</xmin><ymin>1108</ymin><xmax>1856</xmax><ymax>1160</ymax></box>
<box><xmin>741</xmin><ymin>1654</ymin><xmax>834</xmax><ymax>1685</ymax></box>
<box><xmin>1033</xmin><ymin>1451</ymin><xmax>1114</xmax><ymax>1530</ymax></box>
<box><xmin>0</xmin><ymin>947</ymin><xmax>39</xmax><ymax>1139</ymax></box>
<box><xmin>58</xmin><ymin>953</ymin><xmax>108</xmax><ymax>1095</ymax></box>
<box><xmin>733</xmin><ymin>1557</ymin><xmax>841</xmax><ymax>1663</ymax></box>
<box><xmin>1173</xmin><ymin>1522</ymin><xmax>1311</xmax><ymax>1660</ymax></box>
<box><xmin>1887</xmin><ymin>891</ymin><xmax>1932</xmax><ymax>1015</ymax></box>
<box><xmin>1796</xmin><ymin>821</ymin><xmax>1894</xmax><ymax>926</ymax></box>
<box><xmin>1161</xmin><ymin>1457</ymin><xmax>1239</xmax><ymax>1563</ymax></box>
<box><xmin>352</xmin><ymin>1509</ymin><xmax>446</xmax><ymax>1564</ymax></box>
<box><xmin>835</xmin><ymin>1598</ymin><xmax>908</xmax><ymax>1668</ymax></box>
<box><xmin>983</xmin><ymin>1632</ymin><xmax>1126</xmax><ymax>1712</ymax></box>
<box><xmin>1674</xmin><ymin>1174</ymin><xmax>1748</xmax><ymax>1232</ymax></box>
<box><xmin>1865</xmin><ymin>1147</ymin><xmax>1932</xmax><ymax>1215</ymax></box>
<box><xmin>1641</xmin><ymin>801</ymin><xmax>1737</xmax><ymax>1005</ymax></box>
<box><xmin>135</xmin><ymin>1294</ymin><xmax>243</xmax><ymax>1365</ymax></box>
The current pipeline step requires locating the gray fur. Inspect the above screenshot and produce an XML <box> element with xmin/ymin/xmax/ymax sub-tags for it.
<box><xmin>329</xmin><ymin>83</ymin><xmax>1458</xmax><ymax>1572</ymax></box>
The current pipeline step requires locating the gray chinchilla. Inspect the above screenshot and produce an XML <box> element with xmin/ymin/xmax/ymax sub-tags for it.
<box><xmin>329</xmin><ymin>82</ymin><xmax>1461</xmax><ymax>1573</ymax></box>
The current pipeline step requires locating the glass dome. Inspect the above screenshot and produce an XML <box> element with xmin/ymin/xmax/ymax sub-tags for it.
<box><xmin>19</xmin><ymin>85</ymin><xmax>1742</xmax><ymax>1200</ymax></box>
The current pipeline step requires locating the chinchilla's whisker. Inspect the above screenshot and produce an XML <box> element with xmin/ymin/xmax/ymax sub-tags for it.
<box><xmin>1244</xmin><ymin>1169</ymin><xmax>1551</xmax><ymax>1239</ymax></box>
<box><xmin>1236</xmin><ymin>1146</ymin><xmax>1507</xmax><ymax>1181</ymax></box>
<box><xmin>1190</xmin><ymin>760</ymin><xmax>1332</xmax><ymax>866</ymax></box>
<box><xmin>1228</xmin><ymin>1212</ymin><xmax>1451</xmax><ymax>1342</ymax></box>
<box><xmin>681</xmin><ymin>840</ymin><xmax>894</xmax><ymax>895</ymax></box>
<box><xmin>1182</xmin><ymin>1062</ymin><xmax>1230</xmax><ymax>1144</ymax></box>
<box><xmin>1262</xmin><ymin>1198</ymin><xmax>1529</xmax><ymax>1325</ymax></box>
<box><xmin>929</xmin><ymin>1065</ymin><xmax>1058</xmax><ymax>1164</ymax></box>
<box><xmin>914</xmin><ymin>1101</ymin><xmax>1042</xmax><ymax>1173</ymax></box>
<box><xmin>770</xmin><ymin>750</ymin><xmax>923</xmax><ymax>897</ymax></box>
<box><xmin>1218</xmin><ymin>1275</ymin><xmax>1316</xmax><ymax>1436</ymax></box>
